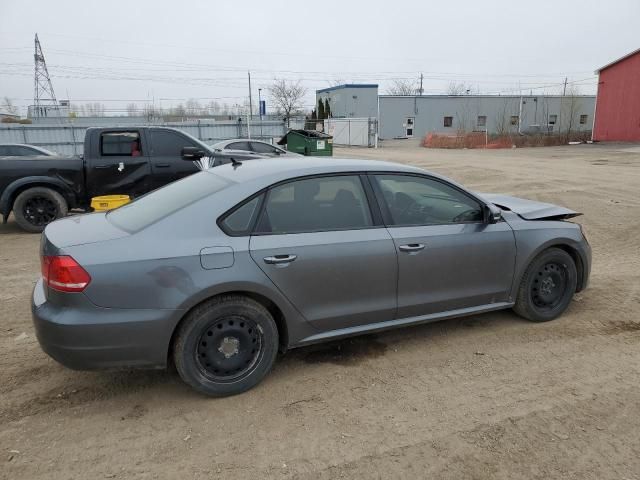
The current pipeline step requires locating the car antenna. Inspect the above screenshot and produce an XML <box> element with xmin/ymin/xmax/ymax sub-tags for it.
<box><xmin>230</xmin><ymin>157</ymin><xmax>242</xmax><ymax>168</ymax></box>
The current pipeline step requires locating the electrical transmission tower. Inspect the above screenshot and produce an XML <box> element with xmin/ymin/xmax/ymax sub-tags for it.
<box><xmin>33</xmin><ymin>33</ymin><xmax>59</xmax><ymax>118</ymax></box>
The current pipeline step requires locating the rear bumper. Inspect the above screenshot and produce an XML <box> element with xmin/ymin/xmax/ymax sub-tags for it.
<box><xmin>31</xmin><ymin>279</ymin><xmax>181</xmax><ymax>370</ymax></box>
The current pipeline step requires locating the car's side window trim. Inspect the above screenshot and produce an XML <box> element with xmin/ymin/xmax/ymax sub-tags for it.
<box><xmin>249</xmin><ymin>172</ymin><xmax>381</xmax><ymax>236</ymax></box>
<box><xmin>217</xmin><ymin>191</ymin><xmax>266</xmax><ymax>237</ymax></box>
<box><xmin>367</xmin><ymin>172</ymin><xmax>487</xmax><ymax>227</ymax></box>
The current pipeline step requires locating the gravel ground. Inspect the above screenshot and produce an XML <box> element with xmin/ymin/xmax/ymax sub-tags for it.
<box><xmin>1</xmin><ymin>142</ymin><xmax>639</xmax><ymax>479</ymax></box>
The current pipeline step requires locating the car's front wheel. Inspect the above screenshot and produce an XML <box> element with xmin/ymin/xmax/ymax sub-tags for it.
<box><xmin>173</xmin><ymin>295</ymin><xmax>279</xmax><ymax>397</ymax></box>
<box><xmin>513</xmin><ymin>247</ymin><xmax>577</xmax><ymax>322</ymax></box>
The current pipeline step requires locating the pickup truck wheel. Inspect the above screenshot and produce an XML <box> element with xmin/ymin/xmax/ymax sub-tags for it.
<box><xmin>13</xmin><ymin>187</ymin><xmax>68</xmax><ymax>233</ymax></box>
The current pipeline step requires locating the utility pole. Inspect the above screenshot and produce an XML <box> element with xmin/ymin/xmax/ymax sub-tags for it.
<box><xmin>258</xmin><ymin>88</ymin><xmax>263</xmax><ymax>140</ymax></box>
<box><xmin>248</xmin><ymin>71</ymin><xmax>253</xmax><ymax>118</ymax></box>
<box><xmin>419</xmin><ymin>73</ymin><xmax>424</xmax><ymax>95</ymax></box>
<box><xmin>562</xmin><ymin>77</ymin><xmax>568</xmax><ymax>96</ymax></box>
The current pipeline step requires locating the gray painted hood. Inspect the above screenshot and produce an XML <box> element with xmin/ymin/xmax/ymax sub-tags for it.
<box><xmin>478</xmin><ymin>193</ymin><xmax>581</xmax><ymax>220</ymax></box>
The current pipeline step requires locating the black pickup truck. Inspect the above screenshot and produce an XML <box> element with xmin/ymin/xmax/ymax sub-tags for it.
<box><xmin>0</xmin><ymin>126</ymin><xmax>259</xmax><ymax>232</ymax></box>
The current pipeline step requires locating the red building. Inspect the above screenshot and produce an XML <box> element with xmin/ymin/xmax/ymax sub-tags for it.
<box><xmin>593</xmin><ymin>48</ymin><xmax>640</xmax><ymax>142</ymax></box>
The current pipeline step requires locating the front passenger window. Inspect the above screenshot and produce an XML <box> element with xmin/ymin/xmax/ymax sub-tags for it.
<box><xmin>374</xmin><ymin>174</ymin><xmax>483</xmax><ymax>226</ymax></box>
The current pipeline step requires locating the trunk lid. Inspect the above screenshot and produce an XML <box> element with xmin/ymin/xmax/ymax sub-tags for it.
<box><xmin>478</xmin><ymin>193</ymin><xmax>581</xmax><ymax>220</ymax></box>
<box><xmin>43</xmin><ymin>212</ymin><xmax>130</xmax><ymax>249</ymax></box>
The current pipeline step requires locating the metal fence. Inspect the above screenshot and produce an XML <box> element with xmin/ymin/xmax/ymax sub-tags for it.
<box><xmin>324</xmin><ymin>117</ymin><xmax>378</xmax><ymax>147</ymax></box>
<box><xmin>0</xmin><ymin>119</ymin><xmax>288</xmax><ymax>156</ymax></box>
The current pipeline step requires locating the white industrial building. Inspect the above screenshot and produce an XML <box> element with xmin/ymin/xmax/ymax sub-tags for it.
<box><xmin>316</xmin><ymin>84</ymin><xmax>596</xmax><ymax>140</ymax></box>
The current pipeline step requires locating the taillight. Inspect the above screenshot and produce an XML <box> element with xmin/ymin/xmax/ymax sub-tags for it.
<box><xmin>41</xmin><ymin>255</ymin><xmax>91</xmax><ymax>292</ymax></box>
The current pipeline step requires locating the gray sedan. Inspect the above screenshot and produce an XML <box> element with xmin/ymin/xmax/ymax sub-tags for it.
<box><xmin>32</xmin><ymin>158</ymin><xmax>590</xmax><ymax>396</ymax></box>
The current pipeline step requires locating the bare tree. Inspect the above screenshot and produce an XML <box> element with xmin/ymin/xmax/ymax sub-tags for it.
<box><xmin>185</xmin><ymin>98</ymin><xmax>202</xmax><ymax>117</ymax></box>
<box><xmin>560</xmin><ymin>85</ymin><xmax>582</xmax><ymax>141</ymax></box>
<box><xmin>447</xmin><ymin>82</ymin><xmax>473</xmax><ymax>95</ymax></box>
<box><xmin>206</xmin><ymin>101</ymin><xmax>220</xmax><ymax>116</ymax></box>
<box><xmin>268</xmin><ymin>79</ymin><xmax>307</xmax><ymax>127</ymax></box>
<box><xmin>84</xmin><ymin>102</ymin><xmax>105</xmax><ymax>116</ymax></box>
<box><xmin>327</xmin><ymin>78</ymin><xmax>346</xmax><ymax>87</ymax></box>
<box><xmin>142</xmin><ymin>105</ymin><xmax>159</xmax><ymax>122</ymax></box>
<box><xmin>385</xmin><ymin>79</ymin><xmax>417</xmax><ymax>95</ymax></box>
<box><xmin>1</xmin><ymin>96</ymin><xmax>18</xmax><ymax>115</ymax></box>
<box><xmin>126</xmin><ymin>103</ymin><xmax>139</xmax><ymax>116</ymax></box>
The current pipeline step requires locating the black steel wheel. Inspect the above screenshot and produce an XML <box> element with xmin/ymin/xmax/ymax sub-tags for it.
<box><xmin>530</xmin><ymin>262</ymin><xmax>568</xmax><ymax>311</ymax></box>
<box><xmin>514</xmin><ymin>248</ymin><xmax>577</xmax><ymax>322</ymax></box>
<box><xmin>195</xmin><ymin>315</ymin><xmax>263</xmax><ymax>383</ymax></box>
<box><xmin>173</xmin><ymin>295</ymin><xmax>279</xmax><ymax>397</ymax></box>
<box><xmin>13</xmin><ymin>187</ymin><xmax>68</xmax><ymax>233</ymax></box>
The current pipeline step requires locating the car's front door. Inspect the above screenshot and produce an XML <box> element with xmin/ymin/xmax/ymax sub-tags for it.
<box><xmin>249</xmin><ymin>174</ymin><xmax>397</xmax><ymax>331</ymax></box>
<box><xmin>87</xmin><ymin>130</ymin><xmax>151</xmax><ymax>199</ymax></box>
<box><xmin>371</xmin><ymin>173</ymin><xmax>516</xmax><ymax>318</ymax></box>
<box><xmin>148</xmin><ymin>129</ymin><xmax>200</xmax><ymax>190</ymax></box>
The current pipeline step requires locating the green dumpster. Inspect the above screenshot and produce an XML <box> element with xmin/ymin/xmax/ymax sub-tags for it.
<box><xmin>278</xmin><ymin>130</ymin><xmax>333</xmax><ymax>156</ymax></box>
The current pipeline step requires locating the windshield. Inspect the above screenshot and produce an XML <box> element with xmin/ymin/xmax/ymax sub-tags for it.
<box><xmin>107</xmin><ymin>171</ymin><xmax>231</xmax><ymax>232</ymax></box>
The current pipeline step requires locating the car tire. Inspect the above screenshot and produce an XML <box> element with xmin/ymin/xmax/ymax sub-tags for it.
<box><xmin>13</xmin><ymin>187</ymin><xmax>68</xmax><ymax>233</ymax></box>
<box><xmin>513</xmin><ymin>247</ymin><xmax>577</xmax><ymax>322</ymax></box>
<box><xmin>173</xmin><ymin>295</ymin><xmax>279</xmax><ymax>397</ymax></box>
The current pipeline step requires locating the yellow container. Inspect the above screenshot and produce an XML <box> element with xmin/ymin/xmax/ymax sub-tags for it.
<box><xmin>91</xmin><ymin>195</ymin><xmax>131</xmax><ymax>211</ymax></box>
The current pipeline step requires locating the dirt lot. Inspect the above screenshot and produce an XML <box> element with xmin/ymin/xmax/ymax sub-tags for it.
<box><xmin>1</xmin><ymin>142</ymin><xmax>639</xmax><ymax>479</ymax></box>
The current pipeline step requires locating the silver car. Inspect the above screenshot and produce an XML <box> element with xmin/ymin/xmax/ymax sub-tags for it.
<box><xmin>32</xmin><ymin>157</ymin><xmax>590</xmax><ymax>396</ymax></box>
<box><xmin>0</xmin><ymin>143</ymin><xmax>57</xmax><ymax>156</ymax></box>
<box><xmin>211</xmin><ymin>139</ymin><xmax>300</xmax><ymax>157</ymax></box>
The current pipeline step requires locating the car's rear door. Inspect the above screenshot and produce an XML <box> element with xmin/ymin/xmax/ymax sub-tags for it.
<box><xmin>249</xmin><ymin>174</ymin><xmax>397</xmax><ymax>331</ymax></box>
<box><xmin>86</xmin><ymin>130</ymin><xmax>151</xmax><ymax>199</ymax></box>
<box><xmin>370</xmin><ymin>173</ymin><xmax>516</xmax><ymax>318</ymax></box>
<box><xmin>249</xmin><ymin>141</ymin><xmax>282</xmax><ymax>157</ymax></box>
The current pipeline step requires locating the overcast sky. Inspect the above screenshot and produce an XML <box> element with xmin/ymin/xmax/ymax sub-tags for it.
<box><xmin>1</xmin><ymin>0</ymin><xmax>638</xmax><ymax>116</ymax></box>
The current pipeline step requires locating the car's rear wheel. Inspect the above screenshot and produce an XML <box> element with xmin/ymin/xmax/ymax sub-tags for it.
<box><xmin>13</xmin><ymin>187</ymin><xmax>68</xmax><ymax>233</ymax></box>
<box><xmin>173</xmin><ymin>295</ymin><xmax>279</xmax><ymax>397</ymax></box>
<box><xmin>513</xmin><ymin>247</ymin><xmax>577</xmax><ymax>322</ymax></box>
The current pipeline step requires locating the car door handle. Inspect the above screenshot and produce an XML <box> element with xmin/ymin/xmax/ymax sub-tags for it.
<box><xmin>263</xmin><ymin>254</ymin><xmax>297</xmax><ymax>264</ymax></box>
<box><xmin>398</xmin><ymin>243</ymin><xmax>426</xmax><ymax>252</ymax></box>
<box><xmin>94</xmin><ymin>164</ymin><xmax>112</xmax><ymax>169</ymax></box>
<box><xmin>156</xmin><ymin>163</ymin><xmax>170</xmax><ymax>167</ymax></box>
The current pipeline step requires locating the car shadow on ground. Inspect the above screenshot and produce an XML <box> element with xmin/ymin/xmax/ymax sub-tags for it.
<box><xmin>5</xmin><ymin>309</ymin><xmax>520</xmax><ymax>414</ymax></box>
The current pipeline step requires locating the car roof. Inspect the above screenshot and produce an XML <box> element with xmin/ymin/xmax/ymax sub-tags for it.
<box><xmin>208</xmin><ymin>156</ymin><xmax>428</xmax><ymax>186</ymax></box>
<box><xmin>1</xmin><ymin>143</ymin><xmax>41</xmax><ymax>148</ymax></box>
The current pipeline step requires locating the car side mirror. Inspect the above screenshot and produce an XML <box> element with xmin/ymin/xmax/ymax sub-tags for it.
<box><xmin>182</xmin><ymin>146</ymin><xmax>205</xmax><ymax>160</ymax></box>
<box><xmin>486</xmin><ymin>204</ymin><xmax>502</xmax><ymax>223</ymax></box>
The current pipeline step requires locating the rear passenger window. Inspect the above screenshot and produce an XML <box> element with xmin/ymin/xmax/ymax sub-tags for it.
<box><xmin>255</xmin><ymin>176</ymin><xmax>372</xmax><ymax>234</ymax></box>
<box><xmin>227</xmin><ymin>142</ymin><xmax>251</xmax><ymax>151</ymax></box>
<box><xmin>101</xmin><ymin>131</ymin><xmax>142</xmax><ymax>156</ymax></box>
<box><xmin>220</xmin><ymin>195</ymin><xmax>262</xmax><ymax>235</ymax></box>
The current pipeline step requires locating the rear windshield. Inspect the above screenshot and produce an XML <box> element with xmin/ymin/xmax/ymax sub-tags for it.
<box><xmin>107</xmin><ymin>172</ymin><xmax>230</xmax><ymax>232</ymax></box>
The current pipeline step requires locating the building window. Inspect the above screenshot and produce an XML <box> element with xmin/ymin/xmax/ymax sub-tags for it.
<box><xmin>549</xmin><ymin>114</ymin><xmax>557</xmax><ymax>125</ymax></box>
<box><xmin>443</xmin><ymin>116</ymin><xmax>453</xmax><ymax>127</ymax></box>
<box><xmin>477</xmin><ymin>115</ymin><xmax>487</xmax><ymax>127</ymax></box>
<box><xmin>510</xmin><ymin>115</ymin><xmax>519</xmax><ymax>126</ymax></box>
<box><xmin>580</xmin><ymin>114</ymin><xmax>588</xmax><ymax>125</ymax></box>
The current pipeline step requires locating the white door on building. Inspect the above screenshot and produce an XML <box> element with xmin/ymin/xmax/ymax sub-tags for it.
<box><xmin>404</xmin><ymin>117</ymin><xmax>415</xmax><ymax>137</ymax></box>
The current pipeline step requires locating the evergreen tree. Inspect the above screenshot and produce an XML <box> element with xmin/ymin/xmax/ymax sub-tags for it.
<box><xmin>324</xmin><ymin>99</ymin><xmax>331</xmax><ymax>118</ymax></box>
<box><xmin>317</xmin><ymin>99</ymin><xmax>325</xmax><ymax>120</ymax></box>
